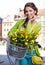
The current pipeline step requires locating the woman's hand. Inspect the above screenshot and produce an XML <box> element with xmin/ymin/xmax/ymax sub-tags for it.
<box><xmin>30</xmin><ymin>15</ymin><xmax>36</xmax><ymax>22</ymax></box>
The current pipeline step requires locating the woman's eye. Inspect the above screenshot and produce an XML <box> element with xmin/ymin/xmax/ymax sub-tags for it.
<box><xmin>29</xmin><ymin>10</ymin><xmax>32</xmax><ymax>12</ymax></box>
<box><xmin>25</xmin><ymin>11</ymin><xmax>28</xmax><ymax>13</ymax></box>
<box><xmin>25</xmin><ymin>10</ymin><xmax>32</xmax><ymax>13</ymax></box>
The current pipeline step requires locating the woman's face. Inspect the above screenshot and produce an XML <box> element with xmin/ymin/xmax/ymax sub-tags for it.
<box><xmin>25</xmin><ymin>6</ymin><xmax>36</xmax><ymax>20</ymax></box>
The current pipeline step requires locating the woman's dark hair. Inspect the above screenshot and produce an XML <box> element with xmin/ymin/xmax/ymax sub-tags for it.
<box><xmin>24</xmin><ymin>2</ymin><xmax>38</xmax><ymax>15</ymax></box>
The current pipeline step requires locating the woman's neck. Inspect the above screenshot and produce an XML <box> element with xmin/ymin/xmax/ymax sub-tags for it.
<box><xmin>29</xmin><ymin>19</ymin><xmax>36</xmax><ymax>26</ymax></box>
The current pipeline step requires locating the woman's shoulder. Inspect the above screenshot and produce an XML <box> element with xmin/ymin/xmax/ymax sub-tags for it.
<box><xmin>14</xmin><ymin>18</ymin><xmax>25</xmax><ymax>26</ymax></box>
<box><xmin>17</xmin><ymin>18</ymin><xmax>25</xmax><ymax>23</ymax></box>
<box><xmin>35</xmin><ymin>19</ymin><xmax>40</xmax><ymax>24</ymax></box>
<box><xmin>16</xmin><ymin>18</ymin><xmax>25</xmax><ymax>26</ymax></box>
<box><xmin>34</xmin><ymin>21</ymin><xmax>42</xmax><ymax>31</ymax></box>
<box><xmin>35</xmin><ymin>21</ymin><xmax>41</xmax><ymax>27</ymax></box>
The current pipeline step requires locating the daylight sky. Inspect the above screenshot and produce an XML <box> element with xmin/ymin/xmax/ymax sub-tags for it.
<box><xmin>0</xmin><ymin>0</ymin><xmax>45</xmax><ymax>17</ymax></box>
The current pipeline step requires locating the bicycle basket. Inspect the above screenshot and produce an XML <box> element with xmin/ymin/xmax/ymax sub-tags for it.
<box><xmin>6</xmin><ymin>39</ymin><xmax>26</xmax><ymax>59</ymax></box>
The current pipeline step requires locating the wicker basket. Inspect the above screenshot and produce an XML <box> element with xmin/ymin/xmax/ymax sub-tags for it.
<box><xmin>6</xmin><ymin>39</ymin><xmax>26</xmax><ymax>59</ymax></box>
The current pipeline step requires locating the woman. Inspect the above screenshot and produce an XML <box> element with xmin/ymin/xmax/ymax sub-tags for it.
<box><xmin>8</xmin><ymin>2</ymin><xmax>41</xmax><ymax>65</ymax></box>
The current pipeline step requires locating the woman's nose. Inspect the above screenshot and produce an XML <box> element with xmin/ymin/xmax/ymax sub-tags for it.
<box><xmin>27</xmin><ymin>11</ymin><xmax>30</xmax><ymax>14</ymax></box>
